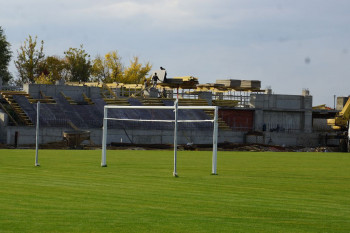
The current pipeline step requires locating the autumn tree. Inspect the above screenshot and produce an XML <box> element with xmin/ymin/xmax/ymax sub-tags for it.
<box><xmin>91</xmin><ymin>51</ymin><xmax>123</xmax><ymax>83</ymax></box>
<box><xmin>91</xmin><ymin>51</ymin><xmax>151</xmax><ymax>84</ymax></box>
<box><xmin>123</xmin><ymin>56</ymin><xmax>151</xmax><ymax>84</ymax></box>
<box><xmin>14</xmin><ymin>35</ymin><xmax>45</xmax><ymax>84</ymax></box>
<box><xmin>35</xmin><ymin>56</ymin><xmax>68</xmax><ymax>84</ymax></box>
<box><xmin>64</xmin><ymin>45</ymin><xmax>91</xmax><ymax>82</ymax></box>
<box><xmin>105</xmin><ymin>51</ymin><xmax>123</xmax><ymax>83</ymax></box>
<box><xmin>91</xmin><ymin>55</ymin><xmax>109</xmax><ymax>83</ymax></box>
<box><xmin>0</xmin><ymin>26</ymin><xmax>13</xmax><ymax>84</ymax></box>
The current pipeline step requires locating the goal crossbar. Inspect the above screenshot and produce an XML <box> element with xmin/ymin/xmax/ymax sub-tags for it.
<box><xmin>103</xmin><ymin>105</ymin><xmax>217</xmax><ymax>110</ymax></box>
<box><xmin>101</xmin><ymin>100</ymin><xmax>219</xmax><ymax>176</ymax></box>
<box><xmin>105</xmin><ymin>118</ymin><xmax>214</xmax><ymax>123</ymax></box>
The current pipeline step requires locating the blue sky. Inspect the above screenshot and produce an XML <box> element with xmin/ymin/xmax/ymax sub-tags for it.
<box><xmin>1</xmin><ymin>0</ymin><xmax>350</xmax><ymax>106</ymax></box>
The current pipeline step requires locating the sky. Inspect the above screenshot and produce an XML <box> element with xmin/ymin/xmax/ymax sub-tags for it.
<box><xmin>1</xmin><ymin>0</ymin><xmax>350</xmax><ymax>106</ymax></box>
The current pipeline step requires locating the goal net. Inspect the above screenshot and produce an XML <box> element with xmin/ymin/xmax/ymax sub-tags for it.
<box><xmin>101</xmin><ymin>99</ymin><xmax>219</xmax><ymax>176</ymax></box>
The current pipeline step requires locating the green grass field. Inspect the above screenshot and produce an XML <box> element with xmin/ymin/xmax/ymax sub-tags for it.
<box><xmin>0</xmin><ymin>149</ymin><xmax>349</xmax><ymax>233</ymax></box>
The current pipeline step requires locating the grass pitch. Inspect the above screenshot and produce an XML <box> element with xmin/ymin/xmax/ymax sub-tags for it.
<box><xmin>0</xmin><ymin>150</ymin><xmax>349</xmax><ymax>233</ymax></box>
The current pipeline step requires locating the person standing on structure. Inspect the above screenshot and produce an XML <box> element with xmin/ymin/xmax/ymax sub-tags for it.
<box><xmin>152</xmin><ymin>73</ymin><xmax>159</xmax><ymax>88</ymax></box>
<box><xmin>160</xmin><ymin>67</ymin><xmax>167</xmax><ymax>82</ymax></box>
<box><xmin>144</xmin><ymin>78</ymin><xmax>148</xmax><ymax>89</ymax></box>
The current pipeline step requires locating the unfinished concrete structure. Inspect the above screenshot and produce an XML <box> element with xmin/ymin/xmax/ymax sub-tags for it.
<box><xmin>0</xmin><ymin>81</ymin><xmax>326</xmax><ymax>147</ymax></box>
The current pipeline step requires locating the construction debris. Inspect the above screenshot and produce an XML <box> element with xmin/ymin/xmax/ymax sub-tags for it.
<box><xmin>240</xmin><ymin>80</ymin><xmax>261</xmax><ymax>89</ymax></box>
<box><xmin>215</xmin><ymin>79</ymin><xmax>261</xmax><ymax>90</ymax></box>
<box><xmin>1</xmin><ymin>141</ymin><xmax>340</xmax><ymax>152</ymax></box>
<box><xmin>216</xmin><ymin>79</ymin><xmax>241</xmax><ymax>88</ymax></box>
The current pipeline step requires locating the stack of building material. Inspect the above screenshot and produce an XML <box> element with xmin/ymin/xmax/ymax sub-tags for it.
<box><xmin>165</xmin><ymin>78</ymin><xmax>183</xmax><ymax>84</ymax></box>
<box><xmin>161</xmin><ymin>76</ymin><xmax>198</xmax><ymax>89</ymax></box>
<box><xmin>212</xmin><ymin>100</ymin><xmax>239</xmax><ymax>107</ymax></box>
<box><xmin>216</xmin><ymin>79</ymin><xmax>241</xmax><ymax>88</ymax></box>
<box><xmin>197</xmin><ymin>83</ymin><xmax>225</xmax><ymax>90</ymax></box>
<box><xmin>215</xmin><ymin>79</ymin><xmax>261</xmax><ymax>90</ymax></box>
<box><xmin>240</xmin><ymin>80</ymin><xmax>261</xmax><ymax>89</ymax></box>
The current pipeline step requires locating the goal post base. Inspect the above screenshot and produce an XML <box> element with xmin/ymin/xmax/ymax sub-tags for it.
<box><xmin>173</xmin><ymin>172</ymin><xmax>178</xmax><ymax>177</ymax></box>
<box><xmin>211</xmin><ymin>173</ymin><xmax>218</xmax><ymax>175</ymax></box>
<box><xmin>35</xmin><ymin>163</ymin><xmax>40</xmax><ymax>167</ymax></box>
<box><xmin>101</xmin><ymin>164</ymin><xmax>108</xmax><ymax>167</ymax></box>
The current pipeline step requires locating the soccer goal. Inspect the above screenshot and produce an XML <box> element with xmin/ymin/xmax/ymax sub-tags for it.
<box><xmin>101</xmin><ymin>99</ymin><xmax>219</xmax><ymax>176</ymax></box>
<box><xmin>35</xmin><ymin>101</ymin><xmax>40</xmax><ymax>167</ymax></box>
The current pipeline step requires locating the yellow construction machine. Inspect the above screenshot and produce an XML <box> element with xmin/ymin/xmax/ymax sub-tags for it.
<box><xmin>327</xmin><ymin>98</ymin><xmax>350</xmax><ymax>151</ymax></box>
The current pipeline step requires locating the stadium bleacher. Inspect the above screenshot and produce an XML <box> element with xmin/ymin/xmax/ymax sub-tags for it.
<box><xmin>11</xmin><ymin>94</ymin><xmax>214</xmax><ymax>131</ymax></box>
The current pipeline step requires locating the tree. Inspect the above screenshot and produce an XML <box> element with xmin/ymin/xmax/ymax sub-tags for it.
<box><xmin>64</xmin><ymin>45</ymin><xmax>91</xmax><ymax>82</ymax></box>
<box><xmin>105</xmin><ymin>51</ymin><xmax>123</xmax><ymax>83</ymax></box>
<box><xmin>91</xmin><ymin>51</ymin><xmax>123</xmax><ymax>83</ymax></box>
<box><xmin>91</xmin><ymin>55</ymin><xmax>109</xmax><ymax>83</ymax></box>
<box><xmin>0</xmin><ymin>26</ymin><xmax>13</xmax><ymax>84</ymax></box>
<box><xmin>91</xmin><ymin>51</ymin><xmax>151</xmax><ymax>84</ymax></box>
<box><xmin>123</xmin><ymin>56</ymin><xmax>151</xmax><ymax>84</ymax></box>
<box><xmin>35</xmin><ymin>56</ymin><xmax>68</xmax><ymax>84</ymax></box>
<box><xmin>14</xmin><ymin>35</ymin><xmax>45</xmax><ymax>84</ymax></box>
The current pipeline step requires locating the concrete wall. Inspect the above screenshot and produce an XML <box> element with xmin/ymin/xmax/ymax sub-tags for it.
<box><xmin>262</xmin><ymin>132</ymin><xmax>319</xmax><ymax>146</ymax></box>
<box><xmin>4</xmin><ymin>125</ymin><xmax>246</xmax><ymax>146</ymax></box>
<box><xmin>4</xmin><ymin>125</ymin><xmax>320</xmax><ymax>147</ymax></box>
<box><xmin>23</xmin><ymin>84</ymin><xmax>101</xmax><ymax>102</ymax></box>
<box><xmin>6</xmin><ymin>126</ymin><xmax>70</xmax><ymax>145</ymax></box>
<box><xmin>106</xmin><ymin>129</ymin><xmax>246</xmax><ymax>145</ymax></box>
<box><xmin>250</xmin><ymin>93</ymin><xmax>312</xmax><ymax>110</ymax></box>
<box><xmin>251</xmin><ymin>93</ymin><xmax>313</xmax><ymax>133</ymax></box>
<box><xmin>262</xmin><ymin>111</ymin><xmax>302</xmax><ymax>132</ymax></box>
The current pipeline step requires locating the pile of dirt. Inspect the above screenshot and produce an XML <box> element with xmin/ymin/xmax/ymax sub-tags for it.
<box><xmin>39</xmin><ymin>141</ymin><xmax>68</xmax><ymax>149</ymax></box>
<box><xmin>295</xmin><ymin>146</ymin><xmax>340</xmax><ymax>152</ymax></box>
<box><xmin>0</xmin><ymin>143</ymin><xmax>9</xmax><ymax>149</ymax></box>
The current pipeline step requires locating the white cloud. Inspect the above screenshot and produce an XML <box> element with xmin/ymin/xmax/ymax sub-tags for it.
<box><xmin>68</xmin><ymin>1</ymin><xmax>261</xmax><ymax>29</ymax></box>
<box><xmin>2</xmin><ymin>0</ymin><xmax>350</xmax><ymax>106</ymax></box>
<box><xmin>74</xmin><ymin>0</ymin><xmax>204</xmax><ymax>30</ymax></box>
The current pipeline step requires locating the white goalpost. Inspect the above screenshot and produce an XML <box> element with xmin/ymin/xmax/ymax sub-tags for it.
<box><xmin>101</xmin><ymin>99</ymin><xmax>219</xmax><ymax>176</ymax></box>
<box><xmin>35</xmin><ymin>101</ymin><xmax>40</xmax><ymax>167</ymax></box>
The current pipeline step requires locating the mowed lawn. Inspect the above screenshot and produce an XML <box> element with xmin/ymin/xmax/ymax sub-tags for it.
<box><xmin>0</xmin><ymin>150</ymin><xmax>349</xmax><ymax>233</ymax></box>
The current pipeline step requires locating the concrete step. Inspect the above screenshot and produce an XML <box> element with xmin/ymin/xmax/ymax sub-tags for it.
<box><xmin>104</xmin><ymin>98</ymin><xmax>130</xmax><ymax>106</ymax></box>
<box><xmin>203</xmin><ymin>110</ymin><xmax>231</xmax><ymax>131</ymax></box>
<box><xmin>212</xmin><ymin>100</ymin><xmax>239</xmax><ymax>107</ymax></box>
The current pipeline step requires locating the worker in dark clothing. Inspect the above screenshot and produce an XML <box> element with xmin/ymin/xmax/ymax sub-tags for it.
<box><xmin>160</xmin><ymin>67</ymin><xmax>167</xmax><ymax>82</ymax></box>
<box><xmin>162</xmin><ymin>88</ymin><xmax>167</xmax><ymax>98</ymax></box>
<box><xmin>152</xmin><ymin>73</ymin><xmax>159</xmax><ymax>88</ymax></box>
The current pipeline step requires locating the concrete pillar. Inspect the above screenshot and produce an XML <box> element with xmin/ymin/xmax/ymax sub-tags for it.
<box><xmin>148</xmin><ymin>88</ymin><xmax>158</xmax><ymax>98</ymax></box>
<box><xmin>304</xmin><ymin>95</ymin><xmax>312</xmax><ymax>110</ymax></box>
<box><xmin>302</xmin><ymin>88</ymin><xmax>310</xmax><ymax>96</ymax></box>
<box><xmin>198</xmin><ymin>91</ymin><xmax>213</xmax><ymax>105</ymax></box>
<box><xmin>303</xmin><ymin>95</ymin><xmax>312</xmax><ymax>133</ymax></box>
<box><xmin>304</xmin><ymin>110</ymin><xmax>313</xmax><ymax>133</ymax></box>
<box><xmin>254</xmin><ymin>109</ymin><xmax>264</xmax><ymax>131</ymax></box>
<box><xmin>337</xmin><ymin>97</ymin><xmax>349</xmax><ymax>110</ymax></box>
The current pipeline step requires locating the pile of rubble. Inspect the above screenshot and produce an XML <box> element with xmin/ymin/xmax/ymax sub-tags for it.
<box><xmin>216</xmin><ymin>143</ymin><xmax>340</xmax><ymax>152</ymax></box>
